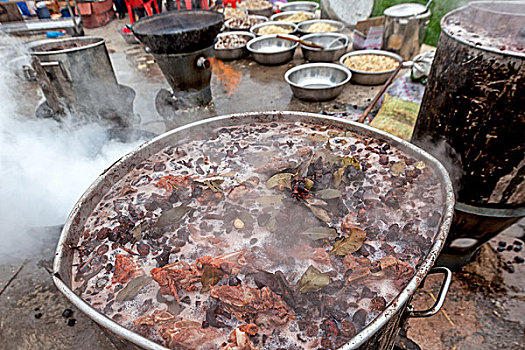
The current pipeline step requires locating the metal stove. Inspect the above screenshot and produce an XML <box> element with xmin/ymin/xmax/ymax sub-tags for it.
<box><xmin>129</xmin><ymin>10</ymin><xmax>224</xmax><ymax>116</ymax></box>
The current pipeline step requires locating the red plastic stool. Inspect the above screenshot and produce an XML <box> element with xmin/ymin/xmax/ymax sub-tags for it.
<box><xmin>223</xmin><ymin>0</ymin><xmax>240</xmax><ymax>9</ymax></box>
<box><xmin>125</xmin><ymin>0</ymin><xmax>160</xmax><ymax>23</ymax></box>
<box><xmin>173</xmin><ymin>0</ymin><xmax>209</xmax><ymax>10</ymax></box>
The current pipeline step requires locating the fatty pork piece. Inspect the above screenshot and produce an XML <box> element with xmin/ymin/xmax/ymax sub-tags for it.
<box><xmin>210</xmin><ymin>285</ymin><xmax>293</xmax><ymax>326</ymax></box>
<box><xmin>135</xmin><ymin>310</ymin><xmax>222</xmax><ymax>350</ymax></box>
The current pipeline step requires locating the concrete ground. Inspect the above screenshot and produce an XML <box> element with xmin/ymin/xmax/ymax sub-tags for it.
<box><xmin>1</xmin><ymin>16</ymin><xmax>524</xmax><ymax>350</ymax></box>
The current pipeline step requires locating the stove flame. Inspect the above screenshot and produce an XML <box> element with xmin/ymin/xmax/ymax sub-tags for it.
<box><xmin>210</xmin><ymin>57</ymin><xmax>242</xmax><ymax>97</ymax></box>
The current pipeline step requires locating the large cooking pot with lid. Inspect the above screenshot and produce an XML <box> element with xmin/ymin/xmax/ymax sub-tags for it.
<box><xmin>53</xmin><ymin>111</ymin><xmax>454</xmax><ymax>350</ymax></box>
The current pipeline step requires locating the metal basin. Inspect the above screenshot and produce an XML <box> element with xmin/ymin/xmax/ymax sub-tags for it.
<box><xmin>52</xmin><ymin>111</ymin><xmax>454</xmax><ymax>350</ymax></box>
<box><xmin>246</xmin><ymin>34</ymin><xmax>298</xmax><ymax>65</ymax></box>
<box><xmin>238</xmin><ymin>4</ymin><xmax>273</xmax><ymax>17</ymax></box>
<box><xmin>130</xmin><ymin>10</ymin><xmax>224</xmax><ymax>54</ymax></box>
<box><xmin>270</xmin><ymin>10</ymin><xmax>315</xmax><ymax>23</ymax></box>
<box><xmin>213</xmin><ymin>31</ymin><xmax>255</xmax><ymax>60</ymax></box>
<box><xmin>296</xmin><ymin>19</ymin><xmax>345</xmax><ymax>35</ymax></box>
<box><xmin>339</xmin><ymin>50</ymin><xmax>403</xmax><ymax>85</ymax></box>
<box><xmin>279</xmin><ymin>1</ymin><xmax>319</xmax><ymax>13</ymax></box>
<box><xmin>223</xmin><ymin>15</ymin><xmax>268</xmax><ymax>31</ymax></box>
<box><xmin>250</xmin><ymin>21</ymin><xmax>297</xmax><ymax>36</ymax></box>
<box><xmin>285</xmin><ymin>62</ymin><xmax>351</xmax><ymax>101</ymax></box>
<box><xmin>300</xmin><ymin>32</ymin><xmax>350</xmax><ymax>62</ymax></box>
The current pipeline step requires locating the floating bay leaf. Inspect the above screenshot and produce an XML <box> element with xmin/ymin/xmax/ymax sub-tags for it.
<box><xmin>305</xmin><ymin>198</ymin><xmax>328</xmax><ymax>207</ymax></box>
<box><xmin>298</xmin><ymin>265</ymin><xmax>330</xmax><ymax>293</ymax></box>
<box><xmin>265</xmin><ymin>212</ymin><xmax>278</xmax><ymax>232</ymax></box>
<box><xmin>341</xmin><ymin>157</ymin><xmax>361</xmax><ymax>170</ymax></box>
<box><xmin>315</xmin><ymin>189</ymin><xmax>342</xmax><ymax>199</ymax></box>
<box><xmin>307</xmin><ymin>133</ymin><xmax>329</xmax><ymax>142</ymax></box>
<box><xmin>131</xmin><ymin>223</ymin><xmax>145</xmax><ymax>243</ymax></box>
<box><xmin>266</xmin><ymin>173</ymin><xmax>293</xmax><ymax>189</ymax></box>
<box><xmin>202</xmin><ymin>179</ymin><xmax>224</xmax><ymax>193</ymax></box>
<box><xmin>257</xmin><ymin>194</ymin><xmax>283</xmax><ymax>206</ymax></box>
<box><xmin>299</xmin><ymin>227</ymin><xmax>338</xmax><ymax>240</ymax></box>
<box><xmin>155</xmin><ymin>205</ymin><xmax>193</xmax><ymax>228</ymax></box>
<box><xmin>116</xmin><ymin>275</ymin><xmax>152</xmax><ymax>302</ymax></box>
<box><xmin>298</xmin><ymin>156</ymin><xmax>313</xmax><ymax>177</ymax></box>
<box><xmin>331</xmin><ymin>227</ymin><xmax>367</xmax><ymax>256</ymax></box>
<box><xmin>391</xmin><ymin>160</ymin><xmax>406</xmax><ymax>177</ymax></box>
<box><xmin>307</xmin><ymin>204</ymin><xmax>331</xmax><ymax>223</ymax></box>
<box><xmin>201</xmin><ymin>265</ymin><xmax>225</xmax><ymax>293</ymax></box>
<box><xmin>332</xmin><ymin>167</ymin><xmax>345</xmax><ymax>187</ymax></box>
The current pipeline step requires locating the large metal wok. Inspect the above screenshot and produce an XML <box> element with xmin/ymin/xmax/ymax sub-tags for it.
<box><xmin>53</xmin><ymin>111</ymin><xmax>454</xmax><ymax>350</ymax></box>
<box><xmin>130</xmin><ymin>10</ymin><xmax>224</xmax><ymax>54</ymax></box>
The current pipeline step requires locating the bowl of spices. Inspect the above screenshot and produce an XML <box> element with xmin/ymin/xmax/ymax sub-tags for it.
<box><xmin>339</xmin><ymin>49</ymin><xmax>403</xmax><ymax>85</ymax></box>
<box><xmin>238</xmin><ymin>0</ymin><xmax>274</xmax><ymax>17</ymax></box>
<box><xmin>214</xmin><ymin>31</ymin><xmax>256</xmax><ymax>60</ymax></box>
<box><xmin>224</xmin><ymin>15</ymin><xmax>268</xmax><ymax>31</ymax></box>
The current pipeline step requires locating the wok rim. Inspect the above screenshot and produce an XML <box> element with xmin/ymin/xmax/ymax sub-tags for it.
<box><xmin>53</xmin><ymin>111</ymin><xmax>454</xmax><ymax>350</ymax></box>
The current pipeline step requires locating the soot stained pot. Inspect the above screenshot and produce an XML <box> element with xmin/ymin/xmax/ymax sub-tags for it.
<box><xmin>411</xmin><ymin>1</ymin><xmax>525</xmax><ymax>259</ymax></box>
<box><xmin>130</xmin><ymin>10</ymin><xmax>224</xmax><ymax>54</ymax></box>
<box><xmin>53</xmin><ymin>111</ymin><xmax>454</xmax><ymax>350</ymax></box>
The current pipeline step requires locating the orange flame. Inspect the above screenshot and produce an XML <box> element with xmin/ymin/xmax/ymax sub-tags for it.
<box><xmin>209</xmin><ymin>57</ymin><xmax>242</xmax><ymax>97</ymax></box>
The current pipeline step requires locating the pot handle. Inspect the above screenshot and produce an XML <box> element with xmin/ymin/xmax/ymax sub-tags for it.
<box><xmin>406</xmin><ymin>266</ymin><xmax>452</xmax><ymax>318</ymax></box>
<box><xmin>40</xmin><ymin>61</ymin><xmax>72</xmax><ymax>82</ymax></box>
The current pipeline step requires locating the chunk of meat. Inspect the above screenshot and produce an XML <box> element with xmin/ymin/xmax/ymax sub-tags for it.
<box><xmin>159</xmin><ymin>320</ymin><xmax>221</xmax><ymax>350</ymax></box>
<box><xmin>254</xmin><ymin>157</ymin><xmax>294</xmax><ymax>174</ymax></box>
<box><xmin>196</xmin><ymin>256</ymin><xmax>236</xmax><ymax>273</ymax></box>
<box><xmin>156</xmin><ymin>175</ymin><xmax>192</xmax><ymax>194</ymax></box>
<box><xmin>134</xmin><ymin>309</ymin><xmax>175</xmax><ymax>327</ymax></box>
<box><xmin>151</xmin><ymin>261</ymin><xmax>200</xmax><ymax>302</ymax></box>
<box><xmin>224</xmin><ymin>326</ymin><xmax>259</xmax><ymax>350</ymax></box>
<box><xmin>379</xmin><ymin>255</ymin><xmax>415</xmax><ymax>288</ymax></box>
<box><xmin>228</xmin><ymin>185</ymin><xmax>250</xmax><ymax>201</ymax></box>
<box><xmin>210</xmin><ymin>285</ymin><xmax>292</xmax><ymax>325</ymax></box>
<box><xmin>112</xmin><ymin>254</ymin><xmax>144</xmax><ymax>284</ymax></box>
<box><xmin>311</xmin><ymin>248</ymin><xmax>331</xmax><ymax>266</ymax></box>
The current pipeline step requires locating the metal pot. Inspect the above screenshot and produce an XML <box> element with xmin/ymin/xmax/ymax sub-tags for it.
<box><xmin>411</xmin><ymin>2</ymin><xmax>525</xmax><ymax>259</ymax></box>
<box><xmin>381</xmin><ymin>3</ymin><xmax>431</xmax><ymax>60</ymax></box>
<box><xmin>53</xmin><ymin>111</ymin><xmax>454</xmax><ymax>350</ymax></box>
<box><xmin>29</xmin><ymin>36</ymin><xmax>135</xmax><ymax>124</ymax></box>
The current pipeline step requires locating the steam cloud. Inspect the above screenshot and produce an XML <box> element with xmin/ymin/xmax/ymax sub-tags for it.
<box><xmin>0</xmin><ymin>36</ymin><xmax>147</xmax><ymax>263</ymax></box>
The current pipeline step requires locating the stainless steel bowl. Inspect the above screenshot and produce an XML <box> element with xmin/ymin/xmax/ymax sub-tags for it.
<box><xmin>296</xmin><ymin>19</ymin><xmax>345</xmax><ymax>35</ymax></box>
<box><xmin>279</xmin><ymin>1</ymin><xmax>319</xmax><ymax>13</ymax></box>
<box><xmin>214</xmin><ymin>31</ymin><xmax>256</xmax><ymax>60</ymax></box>
<box><xmin>250</xmin><ymin>21</ymin><xmax>297</xmax><ymax>36</ymax></box>
<box><xmin>238</xmin><ymin>4</ymin><xmax>274</xmax><ymax>17</ymax></box>
<box><xmin>300</xmin><ymin>33</ymin><xmax>350</xmax><ymax>62</ymax></box>
<box><xmin>339</xmin><ymin>49</ymin><xmax>403</xmax><ymax>85</ymax></box>
<box><xmin>247</xmin><ymin>34</ymin><xmax>299</xmax><ymax>65</ymax></box>
<box><xmin>270</xmin><ymin>10</ymin><xmax>315</xmax><ymax>23</ymax></box>
<box><xmin>224</xmin><ymin>15</ymin><xmax>268</xmax><ymax>31</ymax></box>
<box><xmin>284</xmin><ymin>62</ymin><xmax>351</xmax><ymax>101</ymax></box>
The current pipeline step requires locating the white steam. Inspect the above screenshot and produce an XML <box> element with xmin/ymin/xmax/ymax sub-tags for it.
<box><xmin>0</xmin><ymin>36</ymin><xmax>147</xmax><ymax>262</ymax></box>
